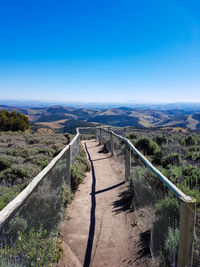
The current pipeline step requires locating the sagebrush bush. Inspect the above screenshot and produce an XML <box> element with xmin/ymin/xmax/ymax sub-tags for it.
<box><xmin>160</xmin><ymin>227</ymin><xmax>179</xmax><ymax>266</ymax></box>
<box><xmin>182</xmin><ymin>165</ymin><xmax>200</xmax><ymax>189</ymax></box>
<box><xmin>62</xmin><ymin>185</ymin><xmax>74</xmax><ymax>207</ymax></box>
<box><xmin>71</xmin><ymin>144</ymin><xmax>90</xmax><ymax>191</ymax></box>
<box><xmin>185</xmin><ymin>135</ymin><xmax>198</xmax><ymax>146</ymax></box>
<box><xmin>135</xmin><ymin>137</ymin><xmax>160</xmax><ymax>155</ymax></box>
<box><xmin>1</xmin><ymin>226</ymin><xmax>58</xmax><ymax>266</ymax></box>
<box><xmin>155</xmin><ymin>196</ymin><xmax>179</xmax><ymax>226</ymax></box>
<box><xmin>179</xmin><ymin>185</ymin><xmax>200</xmax><ymax>207</ymax></box>
<box><xmin>162</xmin><ymin>153</ymin><xmax>182</xmax><ymax>167</ymax></box>
<box><xmin>71</xmin><ymin>165</ymin><xmax>84</xmax><ymax>191</ymax></box>
<box><xmin>154</xmin><ymin>134</ymin><xmax>168</xmax><ymax>145</ymax></box>
<box><xmin>0</xmin><ymin>185</ymin><xmax>21</xmax><ymax>210</ymax></box>
<box><xmin>0</xmin><ymin>155</ymin><xmax>12</xmax><ymax>171</ymax></box>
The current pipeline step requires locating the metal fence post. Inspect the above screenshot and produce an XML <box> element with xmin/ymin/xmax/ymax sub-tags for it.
<box><xmin>125</xmin><ymin>143</ymin><xmax>131</xmax><ymax>181</ymax></box>
<box><xmin>110</xmin><ymin>131</ymin><xmax>114</xmax><ymax>155</ymax></box>
<box><xmin>178</xmin><ymin>198</ymin><xmax>196</xmax><ymax>267</ymax></box>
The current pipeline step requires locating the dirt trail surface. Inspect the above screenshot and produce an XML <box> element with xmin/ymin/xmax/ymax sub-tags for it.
<box><xmin>57</xmin><ymin>140</ymin><xmax>155</xmax><ymax>267</ymax></box>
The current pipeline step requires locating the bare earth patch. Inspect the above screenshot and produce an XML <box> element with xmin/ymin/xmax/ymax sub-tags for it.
<box><xmin>57</xmin><ymin>140</ymin><xmax>156</xmax><ymax>267</ymax></box>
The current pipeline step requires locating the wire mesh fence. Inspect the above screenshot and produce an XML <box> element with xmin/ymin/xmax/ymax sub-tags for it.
<box><xmin>193</xmin><ymin>211</ymin><xmax>200</xmax><ymax>267</ymax></box>
<box><xmin>78</xmin><ymin>127</ymin><xmax>96</xmax><ymax>140</ymax></box>
<box><xmin>70</xmin><ymin>134</ymin><xmax>80</xmax><ymax>164</ymax></box>
<box><xmin>101</xmin><ymin>129</ymin><xmax>111</xmax><ymax>151</ymax></box>
<box><xmin>95</xmin><ymin>127</ymin><xmax>197</xmax><ymax>267</ymax></box>
<box><xmin>0</xmin><ymin>133</ymin><xmax>80</xmax><ymax>266</ymax></box>
<box><xmin>130</xmin><ymin>149</ymin><xmax>182</xmax><ymax>266</ymax></box>
<box><xmin>1</xmin><ymin>126</ymin><xmax>197</xmax><ymax>266</ymax></box>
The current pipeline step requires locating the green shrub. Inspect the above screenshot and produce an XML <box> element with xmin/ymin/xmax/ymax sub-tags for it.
<box><xmin>185</xmin><ymin>135</ymin><xmax>198</xmax><ymax>146</ymax></box>
<box><xmin>179</xmin><ymin>185</ymin><xmax>200</xmax><ymax>207</ymax></box>
<box><xmin>71</xmin><ymin>165</ymin><xmax>84</xmax><ymax>191</ymax></box>
<box><xmin>135</xmin><ymin>137</ymin><xmax>160</xmax><ymax>155</ymax></box>
<box><xmin>25</xmin><ymin>155</ymin><xmax>49</xmax><ymax>170</ymax></box>
<box><xmin>182</xmin><ymin>165</ymin><xmax>200</xmax><ymax>189</ymax></box>
<box><xmin>158</xmin><ymin>165</ymin><xmax>182</xmax><ymax>184</ymax></box>
<box><xmin>0</xmin><ymin>227</ymin><xmax>57</xmax><ymax>266</ymax></box>
<box><xmin>0</xmin><ymin>164</ymin><xmax>40</xmax><ymax>184</ymax></box>
<box><xmin>162</xmin><ymin>153</ymin><xmax>182</xmax><ymax>167</ymax></box>
<box><xmin>126</xmin><ymin>133</ymin><xmax>137</xmax><ymax>140</ymax></box>
<box><xmin>0</xmin><ymin>155</ymin><xmax>12</xmax><ymax>171</ymax></box>
<box><xmin>62</xmin><ymin>185</ymin><xmax>74</xmax><ymax>207</ymax></box>
<box><xmin>0</xmin><ymin>185</ymin><xmax>21</xmax><ymax>210</ymax></box>
<box><xmin>152</xmin><ymin>151</ymin><xmax>163</xmax><ymax>165</ymax></box>
<box><xmin>155</xmin><ymin>196</ymin><xmax>179</xmax><ymax>227</ymax></box>
<box><xmin>0</xmin><ymin>110</ymin><xmax>29</xmax><ymax>132</ymax></box>
<box><xmin>188</xmin><ymin>146</ymin><xmax>199</xmax><ymax>152</ymax></box>
<box><xmin>154</xmin><ymin>134</ymin><xmax>168</xmax><ymax>145</ymax></box>
<box><xmin>160</xmin><ymin>227</ymin><xmax>179</xmax><ymax>266</ymax></box>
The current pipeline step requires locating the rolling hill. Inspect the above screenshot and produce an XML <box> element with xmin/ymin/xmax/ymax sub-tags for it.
<box><xmin>0</xmin><ymin>104</ymin><xmax>200</xmax><ymax>132</ymax></box>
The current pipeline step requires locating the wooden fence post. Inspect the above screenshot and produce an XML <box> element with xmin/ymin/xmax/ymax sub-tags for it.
<box><xmin>125</xmin><ymin>144</ymin><xmax>131</xmax><ymax>181</ymax></box>
<box><xmin>95</xmin><ymin>128</ymin><xmax>98</xmax><ymax>141</ymax></box>
<box><xmin>99</xmin><ymin>128</ymin><xmax>102</xmax><ymax>145</ymax></box>
<box><xmin>110</xmin><ymin>131</ymin><xmax>114</xmax><ymax>155</ymax></box>
<box><xmin>66</xmin><ymin>145</ymin><xmax>72</xmax><ymax>189</ymax></box>
<box><xmin>177</xmin><ymin>197</ymin><xmax>196</xmax><ymax>267</ymax></box>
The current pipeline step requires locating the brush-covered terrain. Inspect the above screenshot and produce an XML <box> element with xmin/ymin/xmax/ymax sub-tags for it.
<box><xmin>1</xmin><ymin>104</ymin><xmax>200</xmax><ymax>133</ymax></box>
<box><xmin>0</xmin><ymin>131</ymin><xmax>67</xmax><ymax>210</ymax></box>
<box><xmin>126</xmin><ymin>129</ymin><xmax>200</xmax><ymax>207</ymax></box>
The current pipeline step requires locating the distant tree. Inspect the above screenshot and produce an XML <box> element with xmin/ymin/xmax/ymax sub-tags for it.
<box><xmin>0</xmin><ymin>110</ymin><xmax>29</xmax><ymax>132</ymax></box>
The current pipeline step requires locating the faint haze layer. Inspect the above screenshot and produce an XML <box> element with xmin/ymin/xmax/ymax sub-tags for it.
<box><xmin>0</xmin><ymin>0</ymin><xmax>200</xmax><ymax>102</ymax></box>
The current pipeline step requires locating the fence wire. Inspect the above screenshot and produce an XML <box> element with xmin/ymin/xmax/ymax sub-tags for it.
<box><xmin>78</xmin><ymin>127</ymin><xmax>96</xmax><ymax>140</ymax></box>
<box><xmin>0</xmin><ymin>134</ymin><xmax>80</xmax><ymax>266</ymax></box>
<box><xmin>193</xmin><ymin>211</ymin><xmax>200</xmax><ymax>267</ymax></box>
<box><xmin>70</xmin><ymin>134</ymin><xmax>80</xmax><ymax>164</ymax></box>
<box><xmin>101</xmin><ymin>129</ymin><xmax>111</xmax><ymax>151</ymax></box>
<box><xmin>96</xmin><ymin>127</ymin><xmax>197</xmax><ymax>266</ymax></box>
<box><xmin>129</xmin><ymin>150</ymin><xmax>182</xmax><ymax>266</ymax></box>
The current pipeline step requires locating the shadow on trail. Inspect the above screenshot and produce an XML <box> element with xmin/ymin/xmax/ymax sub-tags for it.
<box><xmin>134</xmin><ymin>230</ymin><xmax>151</xmax><ymax>261</ymax></box>
<box><xmin>98</xmin><ymin>145</ymin><xmax>109</xmax><ymax>154</ymax></box>
<box><xmin>83</xmin><ymin>143</ymin><xmax>96</xmax><ymax>267</ymax></box>
<box><xmin>112</xmin><ymin>189</ymin><xmax>134</xmax><ymax>214</ymax></box>
<box><xmin>92</xmin><ymin>155</ymin><xmax>112</xmax><ymax>162</ymax></box>
<box><xmin>93</xmin><ymin>181</ymin><xmax>125</xmax><ymax>195</ymax></box>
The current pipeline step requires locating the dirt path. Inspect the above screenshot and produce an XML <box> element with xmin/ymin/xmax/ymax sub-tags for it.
<box><xmin>57</xmin><ymin>140</ymin><xmax>155</xmax><ymax>267</ymax></box>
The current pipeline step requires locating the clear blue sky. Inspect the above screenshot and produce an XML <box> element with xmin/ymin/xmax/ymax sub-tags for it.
<box><xmin>0</xmin><ymin>0</ymin><xmax>200</xmax><ymax>103</ymax></box>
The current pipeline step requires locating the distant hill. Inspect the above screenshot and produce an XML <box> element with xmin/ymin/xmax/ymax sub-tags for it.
<box><xmin>0</xmin><ymin>104</ymin><xmax>200</xmax><ymax>132</ymax></box>
<box><xmin>88</xmin><ymin>115</ymin><xmax>140</xmax><ymax>127</ymax></box>
<box><xmin>61</xmin><ymin>119</ymin><xmax>97</xmax><ymax>134</ymax></box>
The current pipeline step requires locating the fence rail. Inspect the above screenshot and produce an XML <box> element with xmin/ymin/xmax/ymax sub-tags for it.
<box><xmin>0</xmin><ymin>130</ymin><xmax>80</xmax><ymax>266</ymax></box>
<box><xmin>95</xmin><ymin>126</ymin><xmax>197</xmax><ymax>267</ymax></box>
<box><xmin>0</xmin><ymin>126</ymin><xmax>198</xmax><ymax>266</ymax></box>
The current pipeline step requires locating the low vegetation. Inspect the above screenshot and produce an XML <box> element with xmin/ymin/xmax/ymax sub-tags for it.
<box><xmin>0</xmin><ymin>131</ymin><xmax>66</xmax><ymax>210</ymax></box>
<box><xmin>0</xmin><ymin>129</ymin><xmax>90</xmax><ymax>266</ymax></box>
<box><xmin>0</xmin><ymin>110</ymin><xmax>29</xmax><ymax>132</ymax></box>
<box><xmin>126</xmin><ymin>129</ymin><xmax>200</xmax><ymax>265</ymax></box>
<box><xmin>71</xmin><ymin>145</ymin><xmax>90</xmax><ymax>192</ymax></box>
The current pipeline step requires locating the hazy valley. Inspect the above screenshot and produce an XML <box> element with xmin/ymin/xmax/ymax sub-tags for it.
<box><xmin>1</xmin><ymin>103</ymin><xmax>200</xmax><ymax>133</ymax></box>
